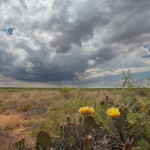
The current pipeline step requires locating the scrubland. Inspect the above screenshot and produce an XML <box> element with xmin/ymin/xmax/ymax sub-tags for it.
<box><xmin>0</xmin><ymin>87</ymin><xmax>150</xmax><ymax>149</ymax></box>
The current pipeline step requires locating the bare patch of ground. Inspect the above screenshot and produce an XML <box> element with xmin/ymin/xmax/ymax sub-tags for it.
<box><xmin>0</xmin><ymin>89</ymin><xmax>120</xmax><ymax>148</ymax></box>
<box><xmin>0</xmin><ymin>110</ymin><xmax>32</xmax><ymax>147</ymax></box>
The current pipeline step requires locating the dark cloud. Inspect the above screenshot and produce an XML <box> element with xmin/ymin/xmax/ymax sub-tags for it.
<box><xmin>49</xmin><ymin>0</ymin><xmax>110</xmax><ymax>53</ymax></box>
<box><xmin>90</xmin><ymin>47</ymin><xmax>116</xmax><ymax>64</ymax></box>
<box><xmin>13</xmin><ymin>47</ymin><xmax>89</xmax><ymax>82</ymax></box>
<box><xmin>105</xmin><ymin>0</ymin><xmax>150</xmax><ymax>44</ymax></box>
<box><xmin>0</xmin><ymin>50</ymin><xmax>18</xmax><ymax>73</ymax></box>
<box><xmin>0</xmin><ymin>39</ymin><xmax>117</xmax><ymax>82</ymax></box>
<box><xmin>143</xmin><ymin>54</ymin><xmax>150</xmax><ymax>58</ymax></box>
<box><xmin>1</xmin><ymin>0</ymin><xmax>150</xmax><ymax>86</ymax></box>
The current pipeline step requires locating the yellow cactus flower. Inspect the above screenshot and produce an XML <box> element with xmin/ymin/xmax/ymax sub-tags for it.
<box><xmin>79</xmin><ymin>106</ymin><xmax>95</xmax><ymax>115</ymax></box>
<box><xmin>106</xmin><ymin>108</ymin><xmax>120</xmax><ymax>118</ymax></box>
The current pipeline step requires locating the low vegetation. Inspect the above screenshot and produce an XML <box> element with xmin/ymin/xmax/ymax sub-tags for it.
<box><xmin>0</xmin><ymin>71</ymin><xmax>150</xmax><ymax>149</ymax></box>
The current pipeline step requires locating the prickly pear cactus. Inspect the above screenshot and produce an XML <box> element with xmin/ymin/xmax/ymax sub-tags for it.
<box><xmin>12</xmin><ymin>138</ymin><xmax>25</xmax><ymax>150</ymax></box>
<box><xmin>59</xmin><ymin>115</ymin><xmax>97</xmax><ymax>149</ymax></box>
<box><xmin>36</xmin><ymin>131</ymin><xmax>52</xmax><ymax>150</ymax></box>
<box><xmin>117</xmin><ymin>107</ymin><xmax>128</xmax><ymax>130</ymax></box>
<box><xmin>83</xmin><ymin>134</ymin><xmax>94</xmax><ymax>150</ymax></box>
<box><xmin>60</xmin><ymin>116</ymin><xmax>86</xmax><ymax>148</ymax></box>
<box><xmin>61</xmin><ymin>116</ymin><xmax>85</xmax><ymax>137</ymax></box>
<box><xmin>84</xmin><ymin>116</ymin><xmax>99</xmax><ymax>130</ymax></box>
<box><xmin>115</xmin><ymin>108</ymin><xmax>128</xmax><ymax>143</ymax></box>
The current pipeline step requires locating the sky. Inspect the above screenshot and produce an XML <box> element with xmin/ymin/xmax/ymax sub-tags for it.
<box><xmin>0</xmin><ymin>0</ymin><xmax>150</xmax><ymax>88</ymax></box>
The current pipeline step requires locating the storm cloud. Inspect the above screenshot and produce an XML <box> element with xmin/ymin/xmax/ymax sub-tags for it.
<box><xmin>0</xmin><ymin>0</ymin><xmax>150</xmax><ymax>87</ymax></box>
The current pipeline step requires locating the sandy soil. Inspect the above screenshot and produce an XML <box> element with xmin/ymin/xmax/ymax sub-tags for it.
<box><xmin>0</xmin><ymin>110</ymin><xmax>33</xmax><ymax>148</ymax></box>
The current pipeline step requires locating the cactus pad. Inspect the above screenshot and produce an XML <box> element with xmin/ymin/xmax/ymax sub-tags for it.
<box><xmin>36</xmin><ymin>131</ymin><xmax>52</xmax><ymax>150</ymax></box>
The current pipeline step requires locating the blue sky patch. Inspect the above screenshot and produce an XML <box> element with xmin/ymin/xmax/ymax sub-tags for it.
<box><xmin>2</xmin><ymin>27</ymin><xmax>15</xmax><ymax>35</ymax></box>
<box><xmin>144</xmin><ymin>44</ymin><xmax>150</xmax><ymax>51</ymax></box>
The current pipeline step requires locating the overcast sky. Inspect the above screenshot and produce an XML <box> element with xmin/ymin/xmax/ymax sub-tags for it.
<box><xmin>0</xmin><ymin>0</ymin><xmax>150</xmax><ymax>87</ymax></box>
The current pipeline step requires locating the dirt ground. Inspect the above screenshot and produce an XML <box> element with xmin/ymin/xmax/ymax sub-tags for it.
<box><xmin>0</xmin><ymin>89</ymin><xmax>119</xmax><ymax>148</ymax></box>
<box><xmin>0</xmin><ymin>110</ymin><xmax>37</xmax><ymax>148</ymax></box>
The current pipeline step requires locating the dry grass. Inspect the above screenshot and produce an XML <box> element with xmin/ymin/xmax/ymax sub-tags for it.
<box><xmin>0</xmin><ymin>88</ymin><xmax>149</xmax><ymax>149</ymax></box>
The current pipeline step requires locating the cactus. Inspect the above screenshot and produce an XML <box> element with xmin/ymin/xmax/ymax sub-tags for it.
<box><xmin>108</xmin><ymin>107</ymin><xmax>134</xmax><ymax>149</ymax></box>
<box><xmin>84</xmin><ymin>116</ymin><xmax>99</xmax><ymax>130</ymax></box>
<box><xmin>60</xmin><ymin>116</ymin><xmax>85</xmax><ymax>148</ymax></box>
<box><xmin>83</xmin><ymin>134</ymin><xmax>94</xmax><ymax>150</ymax></box>
<box><xmin>59</xmin><ymin>115</ymin><xmax>97</xmax><ymax>149</ymax></box>
<box><xmin>117</xmin><ymin>107</ymin><xmax>128</xmax><ymax>129</ymax></box>
<box><xmin>115</xmin><ymin>108</ymin><xmax>128</xmax><ymax>143</ymax></box>
<box><xmin>12</xmin><ymin>138</ymin><xmax>25</xmax><ymax>150</ymax></box>
<box><xmin>36</xmin><ymin>131</ymin><xmax>52</xmax><ymax>150</ymax></box>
